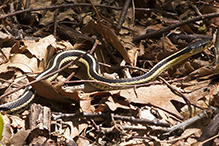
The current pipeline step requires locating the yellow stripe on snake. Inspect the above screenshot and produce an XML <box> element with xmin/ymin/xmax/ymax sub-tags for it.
<box><xmin>0</xmin><ymin>39</ymin><xmax>211</xmax><ymax>113</ymax></box>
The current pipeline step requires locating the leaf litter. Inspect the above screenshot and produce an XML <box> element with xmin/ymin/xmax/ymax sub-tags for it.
<box><xmin>0</xmin><ymin>0</ymin><xmax>219</xmax><ymax>145</ymax></box>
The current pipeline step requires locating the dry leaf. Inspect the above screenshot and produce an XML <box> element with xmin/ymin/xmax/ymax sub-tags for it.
<box><xmin>27</xmin><ymin>76</ymin><xmax>70</xmax><ymax>103</ymax></box>
<box><xmin>127</xmin><ymin>47</ymin><xmax>138</xmax><ymax>67</ymax></box>
<box><xmin>80</xmin><ymin>99</ymin><xmax>94</xmax><ymax>113</ymax></box>
<box><xmin>39</xmin><ymin>9</ymin><xmax>75</xmax><ymax>26</ymax></box>
<box><xmin>81</xmin><ymin>21</ymin><xmax>132</xmax><ymax>64</ymax></box>
<box><xmin>114</xmin><ymin>85</ymin><xmax>186</xmax><ymax>118</ymax></box>
<box><xmin>0</xmin><ymin>35</ymin><xmax>56</xmax><ymax>74</ymax></box>
<box><xmin>0</xmin><ymin>31</ymin><xmax>16</xmax><ymax>47</ymax></box>
<box><xmin>23</xmin><ymin>35</ymin><xmax>56</xmax><ymax>61</ymax></box>
<box><xmin>105</xmin><ymin>96</ymin><xmax>130</xmax><ymax>111</ymax></box>
<box><xmin>94</xmin><ymin>45</ymin><xmax>110</xmax><ymax>73</ymax></box>
<box><xmin>159</xmin><ymin>37</ymin><xmax>178</xmax><ymax>52</ymax></box>
<box><xmin>53</xmin><ymin>83</ymin><xmax>84</xmax><ymax>100</ymax></box>
<box><xmin>10</xmin><ymin>128</ymin><xmax>31</xmax><ymax>146</ymax></box>
<box><xmin>203</xmin><ymin>1</ymin><xmax>219</xmax><ymax>25</ymax></box>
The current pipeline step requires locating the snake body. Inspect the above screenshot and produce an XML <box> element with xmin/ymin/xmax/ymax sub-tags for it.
<box><xmin>0</xmin><ymin>39</ymin><xmax>211</xmax><ymax>113</ymax></box>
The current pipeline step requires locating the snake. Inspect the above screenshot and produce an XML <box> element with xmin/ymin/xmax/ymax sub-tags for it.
<box><xmin>0</xmin><ymin>39</ymin><xmax>211</xmax><ymax>113</ymax></box>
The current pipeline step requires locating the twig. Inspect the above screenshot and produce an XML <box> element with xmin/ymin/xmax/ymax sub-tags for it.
<box><xmin>88</xmin><ymin>0</ymin><xmax>101</xmax><ymax>22</ymax></box>
<box><xmin>162</xmin><ymin>106</ymin><xmax>218</xmax><ymax>138</ymax></box>
<box><xmin>131</xmin><ymin>0</ymin><xmax>135</xmax><ymax>25</ymax></box>
<box><xmin>52</xmin><ymin>112</ymin><xmax>170</xmax><ymax>127</ymax></box>
<box><xmin>159</xmin><ymin>76</ymin><xmax>193</xmax><ymax>117</ymax></box>
<box><xmin>0</xmin><ymin>77</ymin><xmax>20</xmax><ymax>88</ymax></box>
<box><xmin>214</xmin><ymin>29</ymin><xmax>219</xmax><ymax>65</ymax></box>
<box><xmin>53</xmin><ymin>9</ymin><xmax>59</xmax><ymax>37</ymax></box>
<box><xmin>144</xmin><ymin>102</ymin><xmax>183</xmax><ymax>120</ymax></box>
<box><xmin>0</xmin><ymin>3</ymin><xmax>177</xmax><ymax>20</ymax></box>
<box><xmin>116</xmin><ymin>0</ymin><xmax>131</xmax><ymax>30</ymax></box>
<box><xmin>90</xmin><ymin>119</ymin><xmax>99</xmax><ymax>131</ymax></box>
<box><xmin>192</xmin><ymin>4</ymin><xmax>202</xmax><ymax>16</ymax></box>
<box><xmin>98</xmin><ymin>62</ymin><xmax>148</xmax><ymax>73</ymax></box>
<box><xmin>132</xmin><ymin>12</ymin><xmax>219</xmax><ymax>43</ymax></box>
<box><xmin>90</xmin><ymin>39</ymin><xmax>98</xmax><ymax>54</ymax></box>
<box><xmin>129</xmin><ymin>135</ymin><xmax>154</xmax><ymax>140</ymax></box>
<box><xmin>63</xmin><ymin>76</ymin><xmax>188</xmax><ymax>92</ymax></box>
<box><xmin>0</xmin><ymin>5</ymin><xmax>7</xmax><ymax>9</ymax></box>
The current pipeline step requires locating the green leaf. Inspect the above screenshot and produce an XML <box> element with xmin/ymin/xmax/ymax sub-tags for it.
<box><xmin>0</xmin><ymin>114</ymin><xmax>3</xmax><ymax>140</ymax></box>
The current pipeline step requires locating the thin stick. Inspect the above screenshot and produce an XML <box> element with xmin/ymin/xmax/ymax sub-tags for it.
<box><xmin>88</xmin><ymin>0</ymin><xmax>101</xmax><ymax>22</ymax></box>
<box><xmin>132</xmin><ymin>12</ymin><xmax>219</xmax><ymax>42</ymax></box>
<box><xmin>53</xmin><ymin>9</ymin><xmax>59</xmax><ymax>37</ymax></box>
<box><xmin>52</xmin><ymin>112</ymin><xmax>170</xmax><ymax>127</ymax></box>
<box><xmin>116</xmin><ymin>0</ymin><xmax>131</xmax><ymax>30</ymax></box>
<box><xmin>0</xmin><ymin>4</ymin><xmax>177</xmax><ymax>20</ymax></box>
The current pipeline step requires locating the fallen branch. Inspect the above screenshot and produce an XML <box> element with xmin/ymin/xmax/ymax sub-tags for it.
<box><xmin>132</xmin><ymin>12</ymin><xmax>219</xmax><ymax>43</ymax></box>
<box><xmin>52</xmin><ymin>112</ymin><xmax>170</xmax><ymax>127</ymax></box>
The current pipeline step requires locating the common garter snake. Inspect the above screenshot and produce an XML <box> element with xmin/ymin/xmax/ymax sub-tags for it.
<box><xmin>0</xmin><ymin>39</ymin><xmax>211</xmax><ymax>113</ymax></box>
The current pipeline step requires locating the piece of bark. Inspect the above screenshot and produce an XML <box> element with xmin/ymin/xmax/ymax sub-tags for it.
<box><xmin>28</xmin><ymin>103</ymin><xmax>51</xmax><ymax>131</ymax></box>
<box><xmin>27</xmin><ymin>103</ymin><xmax>51</xmax><ymax>144</ymax></box>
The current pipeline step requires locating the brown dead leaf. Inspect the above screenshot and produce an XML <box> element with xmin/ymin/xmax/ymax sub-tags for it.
<box><xmin>87</xmin><ymin>91</ymin><xmax>113</xmax><ymax>113</ymax></box>
<box><xmin>0</xmin><ymin>31</ymin><xmax>12</xmax><ymax>44</ymax></box>
<box><xmin>56</xmin><ymin>41</ymin><xmax>74</xmax><ymax>51</ymax></box>
<box><xmin>9</xmin><ymin>115</ymin><xmax>25</xmax><ymax>129</ymax></box>
<box><xmin>10</xmin><ymin>41</ymin><xmax>22</xmax><ymax>54</ymax></box>
<box><xmin>0</xmin><ymin>53</ymin><xmax>42</xmax><ymax>75</ymax></box>
<box><xmin>11</xmin><ymin>35</ymin><xmax>56</xmax><ymax>62</ymax></box>
<box><xmin>113</xmin><ymin>85</ymin><xmax>186</xmax><ymax>118</ymax></box>
<box><xmin>159</xmin><ymin>37</ymin><xmax>178</xmax><ymax>52</ymax></box>
<box><xmin>1</xmin><ymin>114</ymin><xmax>30</xmax><ymax>145</ymax></box>
<box><xmin>127</xmin><ymin>47</ymin><xmax>139</xmax><ymax>67</ymax></box>
<box><xmin>199</xmin><ymin>66</ymin><xmax>213</xmax><ymax>77</ymax></box>
<box><xmin>203</xmin><ymin>1</ymin><xmax>219</xmax><ymax>25</ymax></box>
<box><xmin>29</xmin><ymin>0</ymin><xmax>51</xmax><ymax>12</ymax></box>
<box><xmin>0</xmin><ymin>47</ymin><xmax>11</xmax><ymax>64</ymax></box>
<box><xmin>181</xmin><ymin>25</ymin><xmax>194</xmax><ymax>34</ymax></box>
<box><xmin>53</xmin><ymin>83</ymin><xmax>85</xmax><ymax>100</ymax></box>
<box><xmin>138</xmin><ymin>43</ymin><xmax>161</xmax><ymax>60</ymax></box>
<box><xmin>81</xmin><ymin>21</ymin><xmax>132</xmax><ymax>64</ymax></box>
<box><xmin>0</xmin><ymin>35</ymin><xmax>56</xmax><ymax>74</ymax></box>
<box><xmin>145</xmin><ymin>24</ymin><xmax>163</xmax><ymax>32</ymax></box>
<box><xmin>0</xmin><ymin>31</ymin><xmax>16</xmax><ymax>47</ymax></box>
<box><xmin>105</xmin><ymin>95</ymin><xmax>130</xmax><ymax>111</ymax></box>
<box><xmin>27</xmin><ymin>76</ymin><xmax>70</xmax><ymax>103</ymax></box>
<box><xmin>39</xmin><ymin>9</ymin><xmax>75</xmax><ymax>26</ymax></box>
<box><xmin>23</xmin><ymin>35</ymin><xmax>56</xmax><ymax>61</ymax></box>
<box><xmin>94</xmin><ymin>45</ymin><xmax>110</xmax><ymax>73</ymax></box>
<box><xmin>8</xmin><ymin>54</ymin><xmax>42</xmax><ymax>72</ymax></box>
<box><xmin>10</xmin><ymin>128</ymin><xmax>31</xmax><ymax>146</ymax></box>
<box><xmin>76</xmin><ymin>137</ymin><xmax>90</xmax><ymax>146</ymax></box>
<box><xmin>184</xmin><ymin>62</ymin><xmax>195</xmax><ymax>74</ymax></box>
<box><xmin>1</xmin><ymin>123</ymin><xmax>13</xmax><ymax>144</ymax></box>
<box><xmin>0</xmin><ymin>71</ymin><xmax>14</xmax><ymax>89</ymax></box>
<box><xmin>0</xmin><ymin>73</ymin><xmax>28</xmax><ymax>105</ymax></box>
<box><xmin>80</xmin><ymin>99</ymin><xmax>94</xmax><ymax>113</ymax></box>
<box><xmin>167</xmin><ymin>128</ymin><xmax>201</xmax><ymax>144</ymax></box>
<box><xmin>213</xmin><ymin>64</ymin><xmax>219</xmax><ymax>73</ymax></box>
<box><xmin>192</xmin><ymin>64</ymin><xmax>219</xmax><ymax>81</ymax></box>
